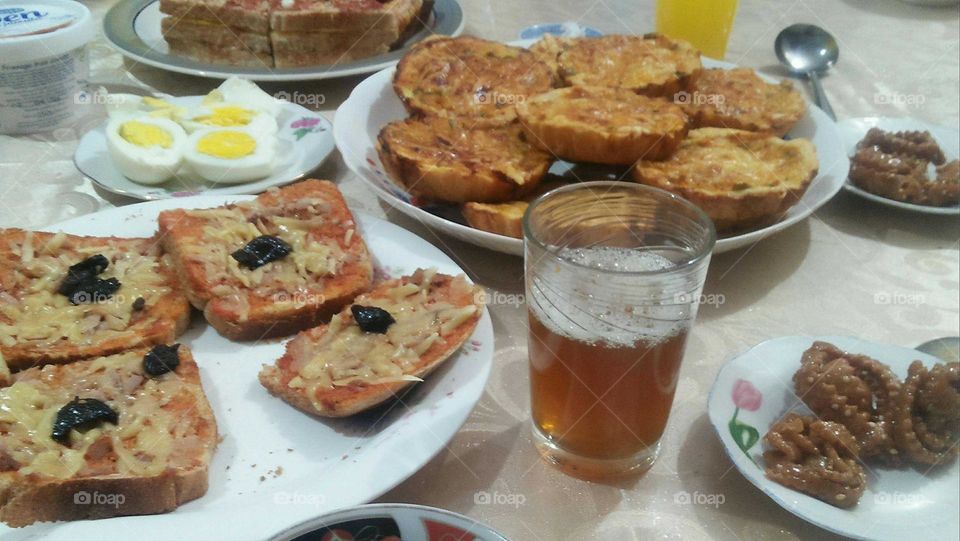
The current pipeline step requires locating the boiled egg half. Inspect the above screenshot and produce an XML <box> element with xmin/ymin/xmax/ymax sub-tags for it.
<box><xmin>178</xmin><ymin>103</ymin><xmax>277</xmax><ymax>135</ymax></box>
<box><xmin>105</xmin><ymin>117</ymin><xmax>186</xmax><ymax>184</ymax></box>
<box><xmin>183</xmin><ymin>127</ymin><xmax>276</xmax><ymax>184</ymax></box>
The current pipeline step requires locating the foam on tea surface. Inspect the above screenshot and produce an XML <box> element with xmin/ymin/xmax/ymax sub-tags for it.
<box><xmin>528</xmin><ymin>246</ymin><xmax>697</xmax><ymax>348</ymax></box>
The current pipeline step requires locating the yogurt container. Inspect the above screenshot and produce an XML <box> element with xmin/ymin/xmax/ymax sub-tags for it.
<box><xmin>0</xmin><ymin>0</ymin><xmax>95</xmax><ymax>134</ymax></box>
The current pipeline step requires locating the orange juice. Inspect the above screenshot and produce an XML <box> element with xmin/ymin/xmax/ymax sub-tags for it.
<box><xmin>656</xmin><ymin>0</ymin><xmax>738</xmax><ymax>59</ymax></box>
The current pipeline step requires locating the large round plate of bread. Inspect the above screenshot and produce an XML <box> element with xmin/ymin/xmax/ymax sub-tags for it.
<box><xmin>103</xmin><ymin>0</ymin><xmax>464</xmax><ymax>81</ymax></box>
<box><xmin>0</xmin><ymin>180</ymin><xmax>493</xmax><ymax>539</ymax></box>
<box><xmin>335</xmin><ymin>34</ymin><xmax>848</xmax><ymax>255</ymax></box>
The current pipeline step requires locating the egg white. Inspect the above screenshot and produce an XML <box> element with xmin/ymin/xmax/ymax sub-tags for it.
<box><xmin>105</xmin><ymin>116</ymin><xmax>186</xmax><ymax>185</ymax></box>
<box><xmin>183</xmin><ymin>127</ymin><xmax>277</xmax><ymax>184</ymax></box>
<box><xmin>218</xmin><ymin>77</ymin><xmax>283</xmax><ymax>118</ymax></box>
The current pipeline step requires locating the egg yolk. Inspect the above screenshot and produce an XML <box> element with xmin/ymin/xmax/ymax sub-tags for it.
<box><xmin>119</xmin><ymin>121</ymin><xmax>173</xmax><ymax>148</ymax></box>
<box><xmin>196</xmin><ymin>131</ymin><xmax>257</xmax><ymax>159</ymax></box>
<box><xmin>194</xmin><ymin>106</ymin><xmax>255</xmax><ymax>127</ymax></box>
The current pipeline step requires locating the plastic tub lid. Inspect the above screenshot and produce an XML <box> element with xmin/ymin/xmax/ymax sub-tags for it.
<box><xmin>0</xmin><ymin>0</ymin><xmax>95</xmax><ymax>63</ymax></box>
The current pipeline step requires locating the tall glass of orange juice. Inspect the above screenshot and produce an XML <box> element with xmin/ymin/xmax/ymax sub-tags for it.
<box><xmin>656</xmin><ymin>0</ymin><xmax>739</xmax><ymax>59</ymax></box>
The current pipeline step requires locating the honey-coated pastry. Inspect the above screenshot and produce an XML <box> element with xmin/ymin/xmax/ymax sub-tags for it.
<box><xmin>763</xmin><ymin>413</ymin><xmax>867</xmax><ymax>508</ymax></box>
<box><xmin>861</xmin><ymin>128</ymin><xmax>945</xmax><ymax>165</ymax></box>
<box><xmin>793</xmin><ymin>341</ymin><xmax>902</xmax><ymax>463</ymax></box>
<box><xmin>892</xmin><ymin>361</ymin><xmax>960</xmax><ymax>466</ymax></box>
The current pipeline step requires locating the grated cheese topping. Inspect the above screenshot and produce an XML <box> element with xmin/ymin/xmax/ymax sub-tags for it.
<box><xmin>0</xmin><ymin>233</ymin><xmax>175</xmax><ymax>347</ymax></box>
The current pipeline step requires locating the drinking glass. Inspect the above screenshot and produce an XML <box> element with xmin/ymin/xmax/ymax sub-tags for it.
<box><xmin>523</xmin><ymin>182</ymin><xmax>715</xmax><ymax>478</ymax></box>
<box><xmin>656</xmin><ymin>0</ymin><xmax>739</xmax><ymax>59</ymax></box>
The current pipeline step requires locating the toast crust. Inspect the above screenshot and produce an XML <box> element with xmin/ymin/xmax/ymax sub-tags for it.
<box><xmin>516</xmin><ymin>86</ymin><xmax>689</xmax><ymax>164</ymax></box>
<box><xmin>393</xmin><ymin>36</ymin><xmax>555</xmax><ymax>126</ymax></box>
<box><xmin>377</xmin><ymin>118</ymin><xmax>553</xmax><ymax>203</ymax></box>
<box><xmin>0</xmin><ymin>346</ymin><xmax>217</xmax><ymax>527</ymax></box>
<box><xmin>682</xmin><ymin>68</ymin><xmax>807</xmax><ymax>137</ymax></box>
<box><xmin>0</xmin><ymin>231</ymin><xmax>191</xmax><ymax>372</ymax></box>
<box><xmin>158</xmin><ymin>180</ymin><xmax>373</xmax><ymax>341</ymax></box>
<box><xmin>259</xmin><ymin>269</ymin><xmax>483</xmax><ymax>417</ymax></box>
<box><xmin>633</xmin><ymin>128</ymin><xmax>819</xmax><ymax>233</ymax></box>
<box><xmin>461</xmin><ymin>180</ymin><xmax>570</xmax><ymax>239</ymax></box>
<box><xmin>558</xmin><ymin>34</ymin><xmax>702</xmax><ymax>97</ymax></box>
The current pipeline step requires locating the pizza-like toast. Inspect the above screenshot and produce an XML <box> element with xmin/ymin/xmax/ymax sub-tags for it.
<box><xmin>0</xmin><ymin>230</ymin><xmax>190</xmax><ymax>372</ymax></box>
<box><xmin>158</xmin><ymin>180</ymin><xmax>373</xmax><ymax>341</ymax></box>
<box><xmin>0</xmin><ymin>344</ymin><xmax>217</xmax><ymax>527</ymax></box>
<box><xmin>259</xmin><ymin>269</ymin><xmax>482</xmax><ymax>417</ymax></box>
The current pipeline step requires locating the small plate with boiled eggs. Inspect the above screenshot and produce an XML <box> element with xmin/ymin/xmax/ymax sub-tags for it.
<box><xmin>74</xmin><ymin>77</ymin><xmax>334</xmax><ymax>200</ymax></box>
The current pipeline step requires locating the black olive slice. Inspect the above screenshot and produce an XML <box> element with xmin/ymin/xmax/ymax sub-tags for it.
<box><xmin>132</xmin><ymin>297</ymin><xmax>146</xmax><ymax>311</ymax></box>
<box><xmin>351</xmin><ymin>305</ymin><xmax>396</xmax><ymax>334</ymax></box>
<box><xmin>231</xmin><ymin>235</ymin><xmax>292</xmax><ymax>270</ymax></box>
<box><xmin>143</xmin><ymin>343</ymin><xmax>181</xmax><ymax>376</ymax></box>
<box><xmin>67</xmin><ymin>277</ymin><xmax>121</xmax><ymax>305</ymax></box>
<box><xmin>57</xmin><ymin>254</ymin><xmax>109</xmax><ymax>296</ymax></box>
<box><xmin>52</xmin><ymin>397</ymin><xmax>119</xmax><ymax>445</ymax></box>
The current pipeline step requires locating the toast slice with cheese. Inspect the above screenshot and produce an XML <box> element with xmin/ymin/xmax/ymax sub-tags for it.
<box><xmin>633</xmin><ymin>128</ymin><xmax>819</xmax><ymax>233</ymax></box>
<box><xmin>259</xmin><ymin>268</ymin><xmax>483</xmax><ymax>417</ymax></box>
<box><xmin>0</xmin><ymin>344</ymin><xmax>217</xmax><ymax>527</ymax></box>
<box><xmin>158</xmin><ymin>180</ymin><xmax>373</xmax><ymax>341</ymax></box>
<box><xmin>159</xmin><ymin>0</ymin><xmax>271</xmax><ymax>33</ymax></box>
<box><xmin>0</xmin><ymin>230</ymin><xmax>191</xmax><ymax>372</ymax></box>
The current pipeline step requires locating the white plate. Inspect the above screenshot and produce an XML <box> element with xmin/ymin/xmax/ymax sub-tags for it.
<box><xmin>838</xmin><ymin>117</ymin><xmax>960</xmax><ymax>215</ymax></box>
<box><xmin>74</xmin><ymin>96</ymin><xmax>335</xmax><ymax>200</ymax></box>
<box><xmin>708</xmin><ymin>336</ymin><xmax>960</xmax><ymax>541</ymax></box>
<box><xmin>103</xmin><ymin>0</ymin><xmax>464</xmax><ymax>82</ymax></box>
<box><xmin>268</xmin><ymin>503</ymin><xmax>508</xmax><ymax>541</ymax></box>
<box><xmin>334</xmin><ymin>44</ymin><xmax>848</xmax><ymax>256</ymax></box>
<box><xmin>0</xmin><ymin>197</ymin><xmax>494</xmax><ymax>541</ymax></box>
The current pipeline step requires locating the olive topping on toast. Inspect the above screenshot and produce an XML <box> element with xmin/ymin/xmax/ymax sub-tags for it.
<box><xmin>143</xmin><ymin>343</ymin><xmax>182</xmax><ymax>376</ymax></box>
<box><xmin>57</xmin><ymin>254</ymin><xmax>109</xmax><ymax>296</ymax></box>
<box><xmin>52</xmin><ymin>397</ymin><xmax>119</xmax><ymax>445</ymax></box>
<box><xmin>351</xmin><ymin>305</ymin><xmax>396</xmax><ymax>334</ymax></box>
<box><xmin>231</xmin><ymin>235</ymin><xmax>293</xmax><ymax>270</ymax></box>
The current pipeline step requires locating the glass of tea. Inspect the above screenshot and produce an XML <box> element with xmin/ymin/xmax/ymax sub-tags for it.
<box><xmin>522</xmin><ymin>182</ymin><xmax>715</xmax><ymax>478</ymax></box>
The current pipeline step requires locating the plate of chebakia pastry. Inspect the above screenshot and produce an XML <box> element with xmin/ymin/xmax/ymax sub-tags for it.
<box><xmin>0</xmin><ymin>180</ymin><xmax>493</xmax><ymax>540</ymax></box>
<box><xmin>334</xmin><ymin>33</ymin><xmax>848</xmax><ymax>255</ymax></box>
<box><xmin>709</xmin><ymin>336</ymin><xmax>959</xmax><ymax>541</ymax></box>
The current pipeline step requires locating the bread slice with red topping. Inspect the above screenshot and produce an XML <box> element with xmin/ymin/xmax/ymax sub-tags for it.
<box><xmin>158</xmin><ymin>180</ymin><xmax>373</xmax><ymax>341</ymax></box>
<box><xmin>259</xmin><ymin>268</ymin><xmax>483</xmax><ymax>417</ymax></box>
<box><xmin>0</xmin><ymin>230</ymin><xmax>190</xmax><ymax>372</ymax></box>
<box><xmin>0</xmin><ymin>344</ymin><xmax>217</xmax><ymax>527</ymax></box>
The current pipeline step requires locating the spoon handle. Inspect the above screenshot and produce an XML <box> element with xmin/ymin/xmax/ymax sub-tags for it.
<box><xmin>808</xmin><ymin>71</ymin><xmax>836</xmax><ymax>121</ymax></box>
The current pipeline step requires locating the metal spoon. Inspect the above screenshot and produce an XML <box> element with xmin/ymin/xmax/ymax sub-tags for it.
<box><xmin>774</xmin><ymin>24</ymin><xmax>839</xmax><ymax>120</ymax></box>
<box><xmin>916</xmin><ymin>337</ymin><xmax>960</xmax><ymax>363</ymax></box>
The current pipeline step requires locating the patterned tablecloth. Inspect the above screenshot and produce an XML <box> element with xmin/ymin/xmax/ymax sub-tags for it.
<box><xmin>1</xmin><ymin>1</ymin><xmax>958</xmax><ymax>539</ymax></box>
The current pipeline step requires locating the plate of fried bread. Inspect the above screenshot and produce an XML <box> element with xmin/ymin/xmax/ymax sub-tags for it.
<box><xmin>335</xmin><ymin>33</ymin><xmax>848</xmax><ymax>255</ymax></box>
<box><xmin>103</xmin><ymin>0</ymin><xmax>464</xmax><ymax>81</ymax></box>
<box><xmin>838</xmin><ymin>117</ymin><xmax>959</xmax><ymax>215</ymax></box>
<box><xmin>709</xmin><ymin>336</ymin><xmax>959</xmax><ymax>541</ymax></box>
<box><xmin>0</xmin><ymin>180</ymin><xmax>493</xmax><ymax>539</ymax></box>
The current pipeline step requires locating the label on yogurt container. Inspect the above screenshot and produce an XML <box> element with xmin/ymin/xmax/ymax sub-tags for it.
<box><xmin>0</xmin><ymin>5</ymin><xmax>76</xmax><ymax>38</ymax></box>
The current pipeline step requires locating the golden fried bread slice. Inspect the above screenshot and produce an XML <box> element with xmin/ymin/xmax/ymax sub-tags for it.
<box><xmin>0</xmin><ymin>231</ymin><xmax>190</xmax><ymax>372</ymax></box>
<box><xmin>158</xmin><ymin>180</ymin><xmax>373</xmax><ymax>341</ymax></box>
<box><xmin>377</xmin><ymin>117</ymin><xmax>553</xmax><ymax>203</ymax></box>
<box><xmin>633</xmin><ymin>128</ymin><xmax>818</xmax><ymax>233</ymax></box>
<box><xmin>516</xmin><ymin>86</ymin><xmax>689</xmax><ymax>164</ymax></box>
<box><xmin>393</xmin><ymin>36</ymin><xmax>555</xmax><ymax>126</ymax></box>
<box><xmin>558</xmin><ymin>33</ymin><xmax>702</xmax><ymax>97</ymax></box>
<box><xmin>461</xmin><ymin>180</ymin><xmax>569</xmax><ymax>238</ymax></box>
<box><xmin>259</xmin><ymin>269</ymin><xmax>483</xmax><ymax>417</ymax></box>
<box><xmin>528</xmin><ymin>34</ymin><xmax>573</xmax><ymax>76</ymax></box>
<box><xmin>681</xmin><ymin>68</ymin><xmax>806</xmax><ymax>136</ymax></box>
<box><xmin>0</xmin><ymin>344</ymin><xmax>217</xmax><ymax>526</ymax></box>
